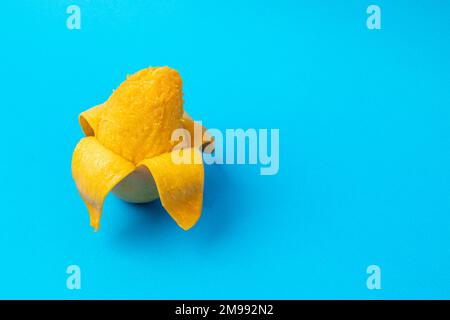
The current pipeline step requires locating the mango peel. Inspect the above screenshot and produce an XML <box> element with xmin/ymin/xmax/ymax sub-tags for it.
<box><xmin>72</xmin><ymin>66</ymin><xmax>212</xmax><ymax>231</ymax></box>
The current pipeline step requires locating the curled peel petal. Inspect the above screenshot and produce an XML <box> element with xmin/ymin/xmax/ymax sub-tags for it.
<box><xmin>182</xmin><ymin>111</ymin><xmax>215</xmax><ymax>153</ymax></box>
<box><xmin>79</xmin><ymin>103</ymin><xmax>106</xmax><ymax>137</ymax></box>
<box><xmin>138</xmin><ymin>148</ymin><xmax>204</xmax><ymax>230</ymax></box>
<box><xmin>72</xmin><ymin>137</ymin><xmax>135</xmax><ymax>230</ymax></box>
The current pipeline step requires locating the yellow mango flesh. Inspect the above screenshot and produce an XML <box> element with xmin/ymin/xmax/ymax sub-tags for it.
<box><xmin>97</xmin><ymin>66</ymin><xmax>183</xmax><ymax>164</ymax></box>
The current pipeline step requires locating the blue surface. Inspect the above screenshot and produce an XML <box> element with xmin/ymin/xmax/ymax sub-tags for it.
<box><xmin>0</xmin><ymin>1</ymin><xmax>449</xmax><ymax>299</ymax></box>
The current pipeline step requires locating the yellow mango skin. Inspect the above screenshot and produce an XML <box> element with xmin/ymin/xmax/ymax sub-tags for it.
<box><xmin>181</xmin><ymin>112</ymin><xmax>215</xmax><ymax>151</ymax></box>
<box><xmin>97</xmin><ymin>67</ymin><xmax>183</xmax><ymax>164</ymax></box>
<box><xmin>139</xmin><ymin>148</ymin><xmax>204</xmax><ymax>230</ymax></box>
<box><xmin>79</xmin><ymin>103</ymin><xmax>106</xmax><ymax>136</ymax></box>
<box><xmin>72</xmin><ymin>137</ymin><xmax>135</xmax><ymax>230</ymax></box>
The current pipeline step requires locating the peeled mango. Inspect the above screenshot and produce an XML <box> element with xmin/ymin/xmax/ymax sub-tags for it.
<box><xmin>72</xmin><ymin>66</ymin><xmax>212</xmax><ymax>231</ymax></box>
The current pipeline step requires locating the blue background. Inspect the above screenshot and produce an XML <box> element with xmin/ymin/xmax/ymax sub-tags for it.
<box><xmin>0</xmin><ymin>1</ymin><xmax>449</xmax><ymax>299</ymax></box>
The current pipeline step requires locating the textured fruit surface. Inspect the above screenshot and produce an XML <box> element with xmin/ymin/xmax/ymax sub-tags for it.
<box><xmin>97</xmin><ymin>67</ymin><xmax>183</xmax><ymax>164</ymax></box>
